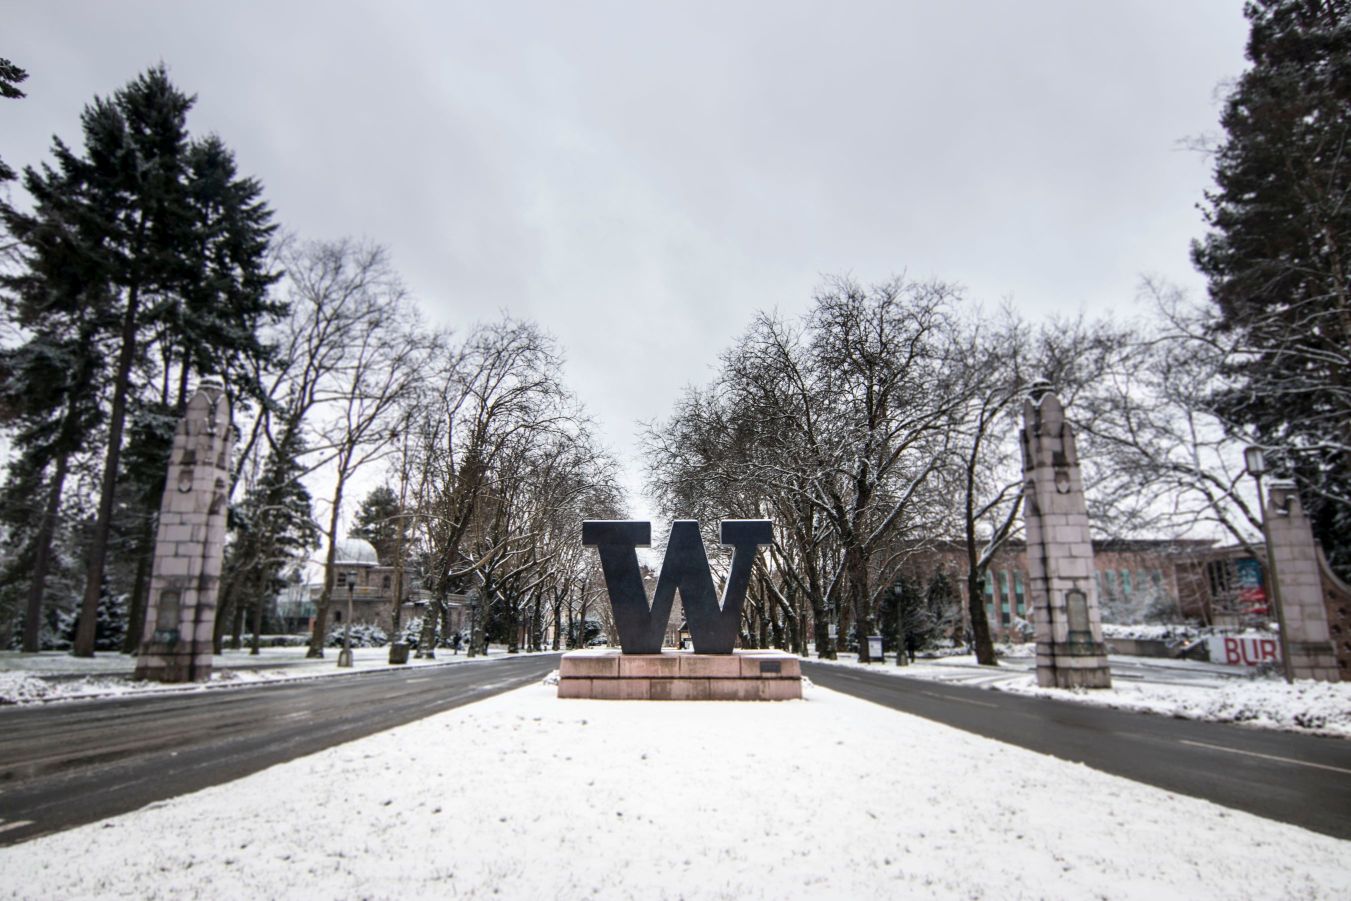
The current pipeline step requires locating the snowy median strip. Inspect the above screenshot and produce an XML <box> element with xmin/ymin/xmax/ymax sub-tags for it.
<box><xmin>0</xmin><ymin>679</ymin><xmax>1345</xmax><ymax>900</ymax></box>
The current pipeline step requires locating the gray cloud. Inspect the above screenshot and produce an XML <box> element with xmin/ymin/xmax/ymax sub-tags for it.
<box><xmin>3</xmin><ymin>1</ymin><xmax>1249</xmax><ymax>507</ymax></box>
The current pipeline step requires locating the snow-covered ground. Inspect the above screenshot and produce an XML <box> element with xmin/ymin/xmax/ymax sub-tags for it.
<box><xmin>0</xmin><ymin>679</ymin><xmax>1345</xmax><ymax>900</ymax></box>
<box><xmin>0</xmin><ymin>646</ymin><xmax>544</xmax><ymax>706</ymax></box>
<box><xmin>813</xmin><ymin>654</ymin><xmax>1351</xmax><ymax>738</ymax></box>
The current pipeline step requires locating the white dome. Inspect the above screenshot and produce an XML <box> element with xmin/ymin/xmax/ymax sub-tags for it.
<box><xmin>333</xmin><ymin>538</ymin><xmax>380</xmax><ymax>566</ymax></box>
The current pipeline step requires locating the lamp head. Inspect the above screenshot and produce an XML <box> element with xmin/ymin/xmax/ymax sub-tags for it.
<box><xmin>1244</xmin><ymin>446</ymin><xmax>1266</xmax><ymax>478</ymax></box>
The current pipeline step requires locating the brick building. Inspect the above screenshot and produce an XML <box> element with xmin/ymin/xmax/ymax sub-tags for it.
<box><xmin>897</xmin><ymin>538</ymin><xmax>1243</xmax><ymax>642</ymax></box>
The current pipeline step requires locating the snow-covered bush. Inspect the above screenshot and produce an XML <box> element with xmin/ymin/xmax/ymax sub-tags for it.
<box><xmin>325</xmin><ymin>622</ymin><xmax>388</xmax><ymax>648</ymax></box>
<box><xmin>397</xmin><ymin>616</ymin><xmax>459</xmax><ymax>649</ymax></box>
<box><xmin>1100</xmin><ymin>623</ymin><xmax>1200</xmax><ymax>643</ymax></box>
<box><xmin>237</xmin><ymin>634</ymin><xmax>310</xmax><ymax>648</ymax></box>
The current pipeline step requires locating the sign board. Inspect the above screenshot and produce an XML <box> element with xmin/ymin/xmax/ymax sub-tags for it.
<box><xmin>1207</xmin><ymin>634</ymin><xmax>1280</xmax><ymax>668</ymax></box>
<box><xmin>867</xmin><ymin>635</ymin><xmax>884</xmax><ymax>661</ymax></box>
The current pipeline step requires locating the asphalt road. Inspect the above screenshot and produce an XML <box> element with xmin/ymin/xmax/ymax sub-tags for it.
<box><xmin>804</xmin><ymin>661</ymin><xmax>1351</xmax><ymax>840</ymax></box>
<box><xmin>0</xmin><ymin>653</ymin><xmax>559</xmax><ymax>847</ymax></box>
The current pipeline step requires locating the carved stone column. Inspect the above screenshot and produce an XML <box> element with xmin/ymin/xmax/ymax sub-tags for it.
<box><xmin>1265</xmin><ymin>482</ymin><xmax>1341</xmax><ymax>682</ymax></box>
<box><xmin>134</xmin><ymin>379</ymin><xmax>233</xmax><ymax>682</ymax></box>
<box><xmin>1020</xmin><ymin>382</ymin><xmax>1111</xmax><ymax>689</ymax></box>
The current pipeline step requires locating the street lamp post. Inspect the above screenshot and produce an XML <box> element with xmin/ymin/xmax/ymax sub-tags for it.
<box><xmin>337</xmin><ymin>572</ymin><xmax>355</xmax><ymax>668</ymax></box>
<box><xmin>1244</xmin><ymin>446</ymin><xmax>1294</xmax><ymax>684</ymax></box>
<box><xmin>893</xmin><ymin>582</ymin><xmax>907</xmax><ymax>667</ymax></box>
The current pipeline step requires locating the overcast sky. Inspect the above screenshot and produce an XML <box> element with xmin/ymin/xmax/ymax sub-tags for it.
<box><xmin>5</xmin><ymin>1</ymin><xmax>1251</xmax><ymax>518</ymax></box>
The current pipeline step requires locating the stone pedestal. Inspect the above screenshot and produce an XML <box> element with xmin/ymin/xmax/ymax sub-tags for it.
<box><xmin>1020</xmin><ymin>385</ymin><xmax>1111</xmax><ymax>689</ymax></box>
<box><xmin>134</xmin><ymin>380</ymin><xmax>233</xmax><ymax>683</ymax></box>
<box><xmin>557</xmin><ymin>649</ymin><xmax>802</xmax><ymax>700</ymax></box>
<box><xmin>1265</xmin><ymin>482</ymin><xmax>1341</xmax><ymax>682</ymax></box>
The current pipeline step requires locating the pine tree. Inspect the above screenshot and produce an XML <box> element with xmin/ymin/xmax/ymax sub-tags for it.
<box><xmin>221</xmin><ymin>427</ymin><xmax>319</xmax><ymax>653</ymax></box>
<box><xmin>0</xmin><ymin>306</ymin><xmax>108</xmax><ymax>652</ymax></box>
<box><xmin>0</xmin><ymin>57</ymin><xmax>27</xmax><ymax>184</ymax></box>
<box><xmin>1192</xmin><ymin>0</ymin><xmax>1351</xmax><ymax>575</ymax></box>
<box><xmin>351</xmin><ymin>485</ymin><xmax>402</xmax><ymax>566</ymax></box>
<box><xmin>1</xmin><ymin>66</ymin><xmax>280</xmax><ymax>655</ymax></box>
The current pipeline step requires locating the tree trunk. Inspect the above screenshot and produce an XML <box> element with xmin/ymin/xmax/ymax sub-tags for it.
<box><xmin>249</xmin><ymin>571</ymin><xmax>266</xmax><ymax>655</ymax></box>
<box><xmin>121</xmin><ymin>521</ymin><xmax>155</xmax><ymax>654</ymax></box>
<box><xmin>230</xmin><ymin>593</ymin><xmax>246</xmax><ymax>650</ymax></box>
<box><xmin>388</xmin><ymin>519</ymin><xmax>406</xmax><ymax>663</ymax></box>
<box><xmin>418</xmin><ymin>597</ymin><xmax>440</xmax><ymax>658</ymax></box>
<box><xmin>967</xmin><ymin>571</ymin><xmax>997</xmax><ymax>666</ymax></box>
<box><xmin>22</xmin><ymin>451</ymin><xmax>69</xmax><ymax>653</ymax></box>
<box><xmin>74</xmin><ymin>282</ymin><xmax>143</xmax><ymax>657</ymax></box>
<box><xmin>811</xmin><ymin>594</ymin><xmax>835</xmax><ymax>660</ymax></box>
<box><xmin>846</xmin><ymin>546</ymin><xmax>875</xmax><ymax>662</ymax></box>
<box><xmin>213</xmin><ymin>572</ymin><xmax>237</xmax><ymax>654</ymax></box>
<box><xmin>551</xmin><ymin>588</ymin><xmax>564</xmax><ymax>651</ymax></box>
<box><xmin>307</xmin><ymin>480</ymin><xmax>346</xmax><ymax>659</ymax></box>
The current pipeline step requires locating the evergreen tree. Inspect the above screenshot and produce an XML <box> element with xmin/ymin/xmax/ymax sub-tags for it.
<box><xmin>0</xmin><ymin>66</ymin><xmax>280</xmax><ymax>655</ymax></box>
<box><xmin>0</xmin><ymin>309</ymin><xmax>107</xmax><ymax>652</ymax></box>
<box><xmin>0</xmin><ymin>57</ymin><xmax>26</xmax><ymax>184</ymax></box>
<box><xmin>1192</xmin><ymin>0</ymin><xmax>1351</xmax><ymax>575</ymax></box>
<box><xmin>351</xmin><ymin>485</ymin><xmax>402</xmax><ymax>566</ymax></box>
<box><xmin>221</xmin><ymin>427</ymin><xmax>319</xmax><ymax>653</ymax></box>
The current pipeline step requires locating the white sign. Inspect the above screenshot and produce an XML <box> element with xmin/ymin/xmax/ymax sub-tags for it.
<box><xmin>867</xmin><ymin>635</ymin><xmax>884</xmax><ymax>660</ymax></box>
<box><xmin>1207</xmin><ymin>634</ymin><xmax>1280</xmax><ymax>668</ymax></box>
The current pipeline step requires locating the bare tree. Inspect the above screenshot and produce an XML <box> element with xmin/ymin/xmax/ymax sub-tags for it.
<box><xmin>304</xmin><ymin>278</ymin><xmax>426</xmax><ymax>655</ymax></box>
<box><xmin>647</xmin><ymin>276</ymin><xmax>966</xmax><ymax>661</ymax></box>
<box><xmin>1075</xmin><ymin>280</ymin><xmax>1265</xmax><ymax>550</ymax></box>
<box><xmin>408</xmin><ymin>317</ymin><xmax>576</xmax><ymax>656</ymax></box>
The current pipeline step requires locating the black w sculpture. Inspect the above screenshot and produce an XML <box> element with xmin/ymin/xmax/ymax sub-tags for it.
<box><xmin>581</xmin><ymin>520</ymin><xmax>773</xmax><ymax>654</ymax></box>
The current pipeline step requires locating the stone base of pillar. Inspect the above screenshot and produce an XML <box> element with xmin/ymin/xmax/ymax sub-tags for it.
<box><xmin>133</xmin><ymin>641</ymin><xmax>212</xmax><ymax>683</ymax></box>
<box><xmin>1289</xmin><ymin>641</ymin><xmax>1342</xmax><ymax>682</ymax></box>
<box><xmin>1035</xmin><ymin>641</ymin><xmax>1111</xmax><ymax>689</ymax></box>
<box><xmin>558</xmin><ymin>649</ymin><xmax>802</xmax><ymax>700</ymax></box>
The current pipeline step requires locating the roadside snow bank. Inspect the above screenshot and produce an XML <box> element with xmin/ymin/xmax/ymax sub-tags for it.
<box><xmin>0</xmin><ymin>648</ymin><xmax>547</xmax><ymax>705</ymax></box>
<box><xmin>997</xmin><ymin>676</ymin><xmax>1351</xmax><ymax>737</ymax></box>
<box><xmin>811</xmin><ymin>654</ymin><xmax>1350</xmax><ymax>738</ymax></box>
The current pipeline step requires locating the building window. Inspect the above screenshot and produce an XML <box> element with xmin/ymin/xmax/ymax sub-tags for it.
<box><xmin>1120</xmin><ymin>570</ymin><xmax>1133</xmax><ymax>599</ymax></box>
<box><xmin>1014</xmin><ymin>572</ymin><xmax>1025</xmax><ymax>616</ymax></box>
<box><xmin>382</xmin><ymin>575</ymin><xmax>392</xmax><ymax>590</ymax></box>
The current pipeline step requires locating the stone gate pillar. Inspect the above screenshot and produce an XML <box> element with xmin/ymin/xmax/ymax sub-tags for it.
<box><xmin>1265</xmin><ymin>482</ymin><xmax>1341</xmax><ymax>682</ymax></box>
<box><xmin>1020</xmin><ymin>382</ymin><xmax>1111</xmax><ymax>689</ymax></box>
<box><xmin>134</xmin><ymin>379</ymin><xmax>233</xmax><ymax>682</ymax></box>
